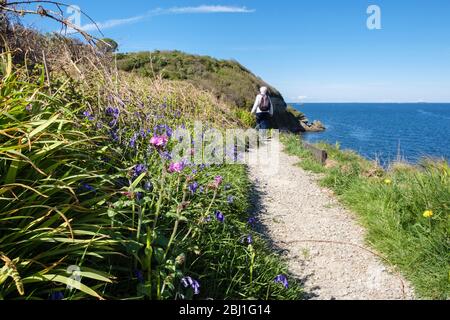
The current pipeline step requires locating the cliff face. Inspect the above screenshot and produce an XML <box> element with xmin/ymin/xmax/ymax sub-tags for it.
<box><xmin>116</xmin><ymin>50</ymin><xmax>303</xmax><ymax>132</ymax></box>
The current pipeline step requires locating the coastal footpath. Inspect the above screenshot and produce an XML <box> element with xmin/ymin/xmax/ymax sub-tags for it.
<box><xmin>248</xmin><ymin>140</ymin><xmax>414</xmax><ymax>299</ymax></box>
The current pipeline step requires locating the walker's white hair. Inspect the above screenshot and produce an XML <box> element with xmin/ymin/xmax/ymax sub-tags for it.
<box><xmin>260</xmin><ymin>86</ymin><xmax>268</xmax><ymax>95</ymax></box>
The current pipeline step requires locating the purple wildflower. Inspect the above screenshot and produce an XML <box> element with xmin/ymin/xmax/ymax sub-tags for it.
<box><xmin>168</xmin><ymin>161</ymin><xmax>185</xmax><ymax>174</ymax></box>
<box><xmin>83</xmin><ymin>110</ymin><xmax>94</xmax><ymax>121</ymax></box>
<box><xmin>227</xmin><ymin>195</ymin><xmax>234</xmax><ymax>204</ymax></box>
<box><xmin>188</xmin><ymin>182</ymin><xmax>199</xmax><ymax>195</ymax></box>
<box><xmin>129</xmin><ymin>134</ymin><xmax>137</xmax><ymax>149</ymax></box>
<box><xmin>181</xmin><ymin>276</ymin><xmax>200</xmax><ymax>295</ymax></box>
<box><xmin>248</xmin><ymin>217</ymin><xmax>256</xmax><ymax>225</ymax></box>
<box><xmin>134</xmin><ymin>270</ymin><xmax>144</xmax><ymax>284</ymax></box>
<box><xmin>106</xmin><ymin>106</ymin><xmax>120</xmax><ymax>127</ymax></box>
<box><xmin>214</xmin><ymin>176</ymin><xmax>223</xmax><ymax>186</ymax></box>
<box><xmin>133</xmin><ymin>164</ymin><xmax>147</xmax><ymax>179</ymax></box>
<box><xmin>274</xmin><ymin>274</ymin><xmax>289</xmax><ymax>289</ymax></box>
<box><xmin>159</xmin><ymin>151</ymin><xmax>172</xmax><ymax>161</ymax></box>
<box><xmin>106</xmin><ymin>106</ymin><xmax>119</xmax><ymax>117</ymax></box>
<box><xmin>150</xmin><ymin>135</ymin><xmax>169</xmax><ymax>148</ymax></box>
<box><xmin>204</xmin><ymin>215</ymin><xmax>212</xmax><ymax>223</ymax></box>
<box><xmin>79</xmin><ymin>183</ymin><xmax>95</xmax><ymax>193</ymax></box>
<box><xmin>154</xmin><ymin>124</ymin><xmax>173</xmax><ymax>138</ymax></box>
<box><xmin>144</xmin><ymin>181</ymin><xmax>153</xmax><ymax>191</ymax></box>
<box><xmin>215</xmin><ymin>210</ymin><xmax>225</xmax><ymax>223</ymax></box>
<box><xmin>49</xmin><ymin>292</ymin><xmax>64</xmax><ymax>300</ymax></box>
<box><xmin>109</xmin><ymin>129</ymin><xmax>119</xmax><ymax>142</ymax></box>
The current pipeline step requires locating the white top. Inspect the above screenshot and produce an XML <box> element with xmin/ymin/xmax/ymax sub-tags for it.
<box><xmin>251</xmin><ymin>94</ymin><xmax>274</xmax><ymax>116</ymax></box>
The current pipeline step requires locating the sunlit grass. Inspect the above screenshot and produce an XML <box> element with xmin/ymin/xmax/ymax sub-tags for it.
<box><xmin>281</xmin><ymin>133</ymin><xmax>450</xmax><ymax>299</ymax></box>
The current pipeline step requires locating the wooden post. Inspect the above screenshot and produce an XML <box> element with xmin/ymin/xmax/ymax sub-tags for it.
<box><xmin>302</xmin><ymin>141</ymin><xmax>328</xmax><ymax>165</ymax></box>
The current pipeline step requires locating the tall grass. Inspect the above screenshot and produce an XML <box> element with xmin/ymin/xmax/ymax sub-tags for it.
<box><xmin>0</xmin><ymin>48</ymin><xmax>302</xmax><ymax>300</ymax></box>
<box><xmin>281</xmin><ymin>133</ymin><xmax>449</xmax><ymax>299</ymax></box>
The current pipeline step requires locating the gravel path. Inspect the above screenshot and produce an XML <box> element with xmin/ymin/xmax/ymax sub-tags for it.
<box><xmin>247</xmin><ymin>139</ymin><xmax>415</xmax><ymax>300</ymax></box>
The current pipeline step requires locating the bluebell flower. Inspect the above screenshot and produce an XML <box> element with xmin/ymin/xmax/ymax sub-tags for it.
<box><xmin>79</xmin><ymin>183</ymin><xmax>95</xmax><ymax>193</ymax></box>
<box><xmin>188</xmin><ymin>182</ymin><xmax>199</xmax><ymax>195</ymax></box>
<box><xmin>227</xmin><ymin>195</ymin><xmax>234</xmax><ymax>204</ymax></box>
<box><xmin>154</xmin><ymin>124</ymin><xmax>173</xmax><ymax>138</ymax></box>
<box><xmin>49</xmin><ymin>292</ymin><xmax>64</xmax><ymax>300</ymax></box>
<box><xmin>133</xmin><ymin>164</ymin><xmax>147</xmax><ymax>179</ymax></box>
<box><xmin>83</xmin><ymin>111</ymin><xmax>94</xmax><ymax>121</ymax></box>
<box><xmin>274</xmin><ymin>274</ymin><xmax>289</xmax><ymax>289</ymax></box>
<box><xmin>181</xmin><ymin>276</ymin><xmax>200</xmax><ymax>295</ymax></box>
<box><xmin>136</xmin><ymin>192</ymin><xmax>144</xmax><ymax>201</ymax></box>
<box><xmin>144</xmin><ymin>181</ymin><xmax>153</xmax><ymax>191</ymax></box>
<box><xmin>204</xmin><ymin>215</ymin><xmax>212</xmax><ymax>223</ymax></box>
<box><xmin>248</xmin><ymin>217</ymin><xmax>256</xmax><ymax>225</ymax></box>
<box><xmin>105</xmin><ymin>106</ymin><xmax>119</xmax><ymax>117</ymax></box>
<box><xmin>129</xmin><ymin>134</ymin><xmax>138</xmax><ymax>149</ymax></box>
<box><xmin>159</xmin><ymin>151</ymin><xmax>172</xmax><ymax>161</ymax></box>
<box><xmin>215</xmin><ymin>210</ymin><xmax>225</xmax><ymax>223</ymax></box>
<box><xmin>109</xmin><ymin>130</ymin><xmax>119</xmax><ymax>142</ymax></box>
<box><xmin>134</xmin><ymin>270</ymin><xmax>144</xmax><ymax>284</ymax></box>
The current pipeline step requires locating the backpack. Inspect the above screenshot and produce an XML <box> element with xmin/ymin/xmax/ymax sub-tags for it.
<box><xmin>259</xmin><ymin>94</ymin><xmax>271</xmax><ymax>112</ymax></box>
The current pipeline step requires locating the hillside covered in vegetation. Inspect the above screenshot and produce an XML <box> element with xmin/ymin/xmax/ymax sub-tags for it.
<box><xmin>116</xmin><ymin>50</ymin><xmax>306</xmax><ymax>132</ymax></box>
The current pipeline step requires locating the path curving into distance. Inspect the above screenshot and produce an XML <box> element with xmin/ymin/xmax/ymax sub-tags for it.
<box><xmin>247</xmin><ymin>139</ymin><xmax>415</xmax><ymax>300</ymax></box>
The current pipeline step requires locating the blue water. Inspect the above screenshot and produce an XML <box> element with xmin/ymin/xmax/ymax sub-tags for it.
<box><xmin>293</xmin><ymin>103</ymin><xmax>450</xmax><ymax>165</ymax></box>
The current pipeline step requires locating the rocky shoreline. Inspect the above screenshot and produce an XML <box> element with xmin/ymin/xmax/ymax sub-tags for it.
<box><xmin>300</xmin><ymin>119</ymin><xmax>326</xmax><ymax>132</ymax></box>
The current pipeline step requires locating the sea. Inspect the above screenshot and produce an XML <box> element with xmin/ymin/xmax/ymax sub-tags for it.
<box><xmin>292</xmin><ymin>103</ymin><xmax>450</xmax><ymax>166</ymax></box>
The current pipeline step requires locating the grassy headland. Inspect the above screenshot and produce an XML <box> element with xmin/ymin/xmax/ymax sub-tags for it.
<box><xmin>115</xmin><ymin>50</ymin><xmax>306</xmax><ymax>132</ymax></box>
<box><xmin>281</xmin><ymin>134</ymin><xmax>449</xmax><ymax>299</ymax></box>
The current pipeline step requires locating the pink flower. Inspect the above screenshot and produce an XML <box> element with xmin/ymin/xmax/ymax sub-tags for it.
<box><xmin>150</xmin><ymin>135</ymin><xmax>169</xmax><ymax>148</ymax></box>
<box><xmin>168</xmin><ymin>162</ymin><xmax>185</xmax><ymax>173</ymax></box>
<box><xmin>214</xmin><ymin>176</ymin><xmax>223</xmax><ymax>186</ymax></box>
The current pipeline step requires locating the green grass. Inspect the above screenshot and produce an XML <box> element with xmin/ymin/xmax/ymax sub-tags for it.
<box><xmin>281</xmin><ymin>133</ymin><xmax>450</xmax><ymax>300</ymax></box>
<box><xmin>0</xmin><ymin>51</ymin><xmax>302</xmax><ymax>300</ymax></box>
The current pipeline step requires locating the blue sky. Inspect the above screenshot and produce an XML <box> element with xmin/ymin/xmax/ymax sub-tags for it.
<box><xmin>23</xmin><ymin>0</ymin><xmax>450</xmax><ymax>102</ymax></box>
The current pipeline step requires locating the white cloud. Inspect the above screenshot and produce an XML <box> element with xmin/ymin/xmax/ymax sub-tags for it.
<box><xmin>79</xmin><ymin>5</ymin><xmax>255</xmax><ymax>32</ymax></box>
<box><xmin>167</xmin><ymin>5</ymin><xmax>255</xmax><ymax>14</ymax></box>
<box><xmin>289</xmin><ymin>95</ymin><xmax>308</xmax><ymax>102</ymax></box>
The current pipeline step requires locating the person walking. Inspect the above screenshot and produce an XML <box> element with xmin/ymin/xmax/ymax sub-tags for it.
<box><xmin>251</xmin><ymin>86</ymin><xmax>274</xmax><ymax>130</ymax></box>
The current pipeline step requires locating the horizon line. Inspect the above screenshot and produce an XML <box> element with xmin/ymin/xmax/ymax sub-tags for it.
<box><xmin>288</xmin><ymin>101</ymin><xmax>450</xmax><ymax>104</ymax></box>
